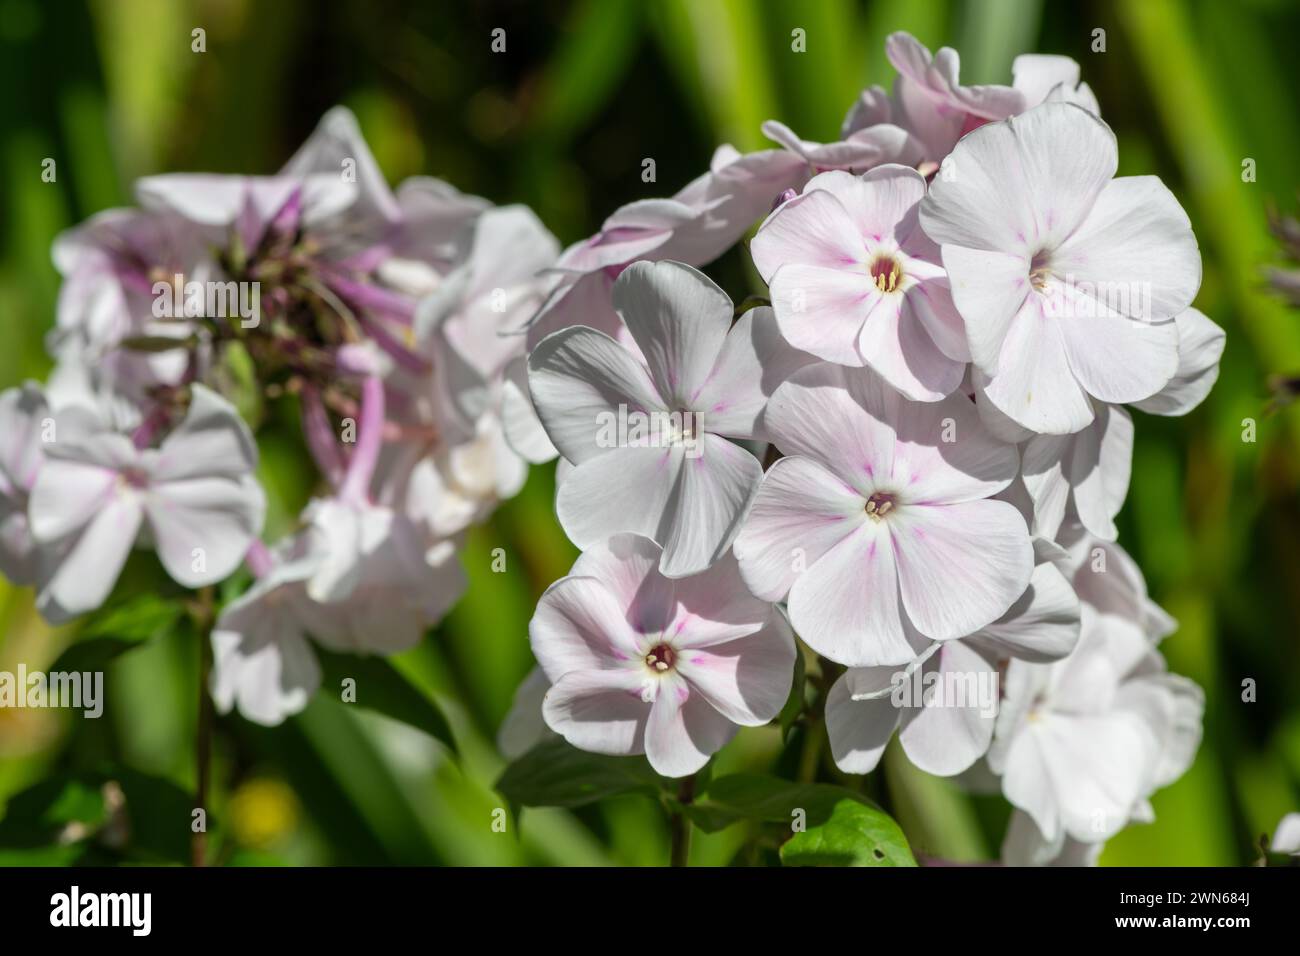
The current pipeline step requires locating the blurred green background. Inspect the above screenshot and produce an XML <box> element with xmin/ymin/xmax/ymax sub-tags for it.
<box><xmin>1</xmin><ymin>0</ymin><xmax>1298</xmax><ymax>866</ymax></box>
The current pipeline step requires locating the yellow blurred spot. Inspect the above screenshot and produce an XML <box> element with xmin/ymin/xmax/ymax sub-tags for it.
<box><xmin>228</xmin><ymin>778</ymin><xmax>299</xmax><ymax>848</ymax></box>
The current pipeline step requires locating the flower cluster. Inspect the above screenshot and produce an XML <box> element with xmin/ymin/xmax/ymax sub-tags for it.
<box><xmin>514</xmin><ymin>33</ymin><xmax>1222</xmax><ymax>865</ymax></box>
<box><xmin>1</xmin><ymin>108</ymin><xmax>564</xmax><ymax>725</ymax></box>
<box><xmin>0</xmin><ymin>30</ymin><xmax>1226</xmax><ymax>866</ymax></box>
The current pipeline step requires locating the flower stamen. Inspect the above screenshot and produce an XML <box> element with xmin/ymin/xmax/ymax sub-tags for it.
<box><xmin>865</xmin><ymin>492</ymin><xmax>896</xmax><ymax>520</ymax></box>
<box><xmin>1029</xmin><ymin>251</ymin><xmax>1053</xmax><ymax>292</ymax></box>
<box><xmin>645</xmin><ymin>643</ymin><xmax>676</xmax><ymax>673</ymax></box>
<box><xmin>869</xmin><ymin>256</ymin><xmax>903</xmax><ymax>294</ymax></box>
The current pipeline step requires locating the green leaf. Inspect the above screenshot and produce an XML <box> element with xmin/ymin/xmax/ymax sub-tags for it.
<box><xmin>0</xmin><ymin>845</ymin><xmax>87</xmax><ymax>866</ymax></box>
<box><xmin>685</xmin><ymin>772</ymin><xmax>907</xmax><ymax>855</ymax></box>
<box><xmin>314</xmin><ymin>648</ymin><xmax>457</xmax><ymax>756</ymax></box>
<box><xmin>50</xmin><ymin>593</ymin><xmax>186</xmax><ymax>673</ymax></box>
<box><xmin>80</xmin><ymin>592</ymin><xmax>187</xmax><ymax>642</ymax></box>
<box><xmin>0</xmin><ymin>768</ymin><xmax>199</xmax><ymax>864</ymax></box>
<box><xmin>0</xmin><ymin>776</ymin><xmax>106</xmax><ymax>848</ymax></box>
<box><xmin>496</xmin><ymin>737</ymin><xmax>666</xmax><ymax>809</ymax></box>
<box><xmin>780</xmin><ymin>798</ymin><xmax>916</xmax><ymax>867</ymax></box>
<box><xmin>112</xmin><ymin>767</ymin><xmax>202</xmax><ymax>863</ymax></box>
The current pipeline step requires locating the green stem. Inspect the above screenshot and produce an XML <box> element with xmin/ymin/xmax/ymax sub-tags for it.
<box><xmin>796</xmin><ymin>656</ymin><xmax>840</xmax><ymax>784</ymax></box>
<box><xmin>669</xmin><ymin>774</ymin><xmax>696</xmax><ymax>867</ymax></box>
<box><xmin>796</xmin><ymin>716</ymin><xmax>824</xmax><ymax>784</ymax></box>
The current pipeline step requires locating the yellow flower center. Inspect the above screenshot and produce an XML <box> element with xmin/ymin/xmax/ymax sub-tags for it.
<box><xmin>869</xmin><ymin>255</ymin><xmax>903</xmax><ymax>294</ymax></box>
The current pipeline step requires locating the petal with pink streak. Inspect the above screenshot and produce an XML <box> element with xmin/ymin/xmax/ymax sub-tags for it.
<box><xmin>855</xmin><ymin>292</ymin><xmax>966</xmax><ymax>402</ymax></box>
<box><xmin>645</xmin><ymin>676</ymin><xmax>737</xmax><ymax>777</ymax></box>
<box><xmin>789</xmin><ymin>519</ymin><xmax>917</xmax><ymax>667</ymax></box>
<box><xmin>689</xmin><ymin>307</ymin><xmax>816</xmax><ymax>441</ymax></box>
<box><xmin>733</xmin><ymin>455</ymin><xmax>866</xmax><ymax>603</ymax></box>
<box><xmin>982</xmin><ymin>297</ymin><xmax>1094</xmax><ymax>434</ymax></box>
<box><xmin>768</xmin><ymin>263</ymin><xmax>876</xmax><ymax>366</ymax></box>
<box><xmin>749</xmin><ymin>188</ymin><xmax>865</xmax><ymax>281</ymax></box>
<box><xmin>890</xmin><ymin>498</ymin><xmax>1033</xmax><ymax>642</ymax></box>
<box><xmin>529</xmin><ymin>575</ymin><xmax>645</xmax><ymax>681</ymax></box>
<box><xmin>761</xmin><ymin>363</ymin><xmax>894</xmax><ymax>494</ymax></box>
<box><xmin>678</xmin><ymin>615</ymin><xmax>796</xmax><ymax>726</ymax></box>
<box><xmin>542</xmin><ymin>669</ymin><xmax>650</xmax><ymax>758</ymax></box>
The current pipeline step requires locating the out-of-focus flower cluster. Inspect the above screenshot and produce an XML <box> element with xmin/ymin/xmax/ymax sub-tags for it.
<box><xmin>1</xmin><ymin>108</ymin><xmax>564</xmax><ymax>726</ymax></box>
<box><xmin>506</xmin><ymin>33</ymin><xmax>1225</xmax><ymax>865</ymax></box>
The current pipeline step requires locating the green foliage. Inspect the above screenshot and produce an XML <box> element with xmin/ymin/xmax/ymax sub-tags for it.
<box><xmin>50</xmin><ymin>592</ymin><xmax>187</xmax><ymax>673</ymax></box>
<box><xmin>0</xmin><ymin>768</ymin><xmax>200</xmax><ymax>864</ymax></box>
<box><xmin>685</xmin><ymin>771</ymin><xmax>912</xmax><ymax>869</ymax></box>
<box><xmin>496</xmin><ymin>737</ymin><xmax>667</xmax><ymax>810</ymax></box>
<box><xmin>780</xmin><ymin>798</ymin><xmax>916</xmax><ymax>867</ymax></box>
<box><xmin>314</xmin><ymin>648</ymin><xmax>458</xmax><ymax>756</ymax></box>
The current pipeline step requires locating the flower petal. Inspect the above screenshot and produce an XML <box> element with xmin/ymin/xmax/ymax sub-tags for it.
<box><xmin>919</xmin><ymin>102</ymin><xmax>1117</xmax><ymax>256</ymax></box>
<box><xmin>805</xmin><ymin>166</ymin><xmax>927</xmax><ymax>245</ymax></box>
<box><xmin>825</xmin><ymin>671</ymin><xmax>899</xmax><ymax>774</ymax></box>
<box><xmin>789</xmin><ymin>519</ymin><xmax>916</xmax><ymax>666</ymax></box>
<box><xmin>1131</xmin><ymin>308</ymin><xmax>1224</xmax><ymax>416</ymax></box>
<box><xmin>940</xmin><ymin>245</ymin><xmax>1030</xmax><ymax>372</ymax></box>
<box><xmin>555</xmin><ymin>444</ymin><xmax>682</xmax><ymax>554</ymax></box>
<box><xmin>613</xmin><ymin>261</ymin><xmax>733</xmax><ymax>407</ymax></box>
<box><xmin>678</xmin><ymin>615</ymin><xmax>795</xmax><ymax>726</ymax></box>
<box><xmin>855</xmin><ymin>293</ymin><xmax>966</xmax><ymax>401</ymax></box>
<box><xmin>37</xmin><ymin>491</ymin><xmax>143</xmax><ymax>621</ymax></box>
<box><xmin>542</xmin><ymin>669</ymin><xmax>649</xmax><ymax>757</ymax></box>
<box><xmin>689</xmin><ymin>307</ymin><xmax>816</xmax><ymax>441</ymax></box>
<box><xmin>1020</xmin><ymin>434</ymin><xmax>1071</xmax><ymax>540</ymax></box>
<box><xmin>1068</xmin><ymin>403</ymin><xmax>1132</xmax><ymax>540</ymax></box>
<box><xmin>210</xmin><ymin>613</ymin><xmax>321</xmax><ymax>727</ymax></box>
<box><xmin>644</xmin><ymin>676</ymin><xmax>736</xmax><ymax>777</ymax></box>
<box><xmin>768</xmin><ymin>263</ymin><xmax>876</xmax><ymax>366</ymax></box>
<box><xmin>761</xmin><ymin>363</ymin><xmax>892</xmax><ymax>494</ymax></box>
<box><xmin>500</xmin><ymin>357</ymin><xmax>559</xmax><ymax>464</ymax></box>
<box><xmin>982</xmin><ymin>297</ymin><xmax>1094</xmax><ymax>434</ymax></box>
<box><xmin>889</xmin><ymin>383</ymin><xmax>1020</xmax><ymax>504</ymax></box>
<box><xmin>527</xmin><ymin>326</ymin><xmax>666</xmax><ymax>464</ymax></box>
<box><xmin>1056</xmin><ymin>306</ymin><xmax>1179</xmax><ymax>406</ymax></box>
<box><xmin>145</xmin><ymin>475</ymin><xmax>266</xmax><ymax>587</ymax></box>
<box><xmin>890</xmin><ymin>499</ymin><xmax>1033</xmax><ymax>641</ymax></box>
<box><xmin>497</xmin><ymin>667</ymin><xmax>553</xmax><ymax>759</ymax></box>
<box><xmin>659</xmin><ymin>434</ymin><xmax>762</xmax><ymax>577</ymax></box>
<box><xmin>970</xmin><ymin>554</ymin><xmax>1082</xmax><ymax>663</ymax></box>
<box><xmin>1052</xmin><ymin>175</ymin><xmax>1201</xmax><ymax>323</ymax></box>
<box><xmin>750</xmin><ymin>187</ymin><xmax>865</xmax><ymax>281</ymax></box>
<box><xmin>152</xmin><ymin>385</ymin><xmax>259</xmax><ymax>483</ymax></box>
<box><xmin>529</xmin><ymin>575</ymin><xmax>644</xmax><ymax>680</ymax></box>
<box><xmin>898</xmin><ymin>640</ymin><xmax>998</xmax><ymax>775</ymax></box>
<box><xmin>733</xmin><ymin>456</ymin><xmax>866</xmax><ymax>603</ymax></box>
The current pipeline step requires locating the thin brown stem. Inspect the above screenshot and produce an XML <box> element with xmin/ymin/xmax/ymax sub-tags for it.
<box><xmin>190</xmin><ymin>586</ymin><xmax>216</xmax><ymax>867</ymax></box>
